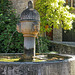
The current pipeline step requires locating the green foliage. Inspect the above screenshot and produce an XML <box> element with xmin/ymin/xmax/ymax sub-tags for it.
<box><xmin>0</xmin><ymin>0</ymin><xmax>24</xmax><ymax>53</ymax></box>
<box><xmin>36</xmin><ymin>36</ymin><xmax>50</xmax><ymax>53</ymax></box>
<box><xmin>35</xmin><ymin>0</ymin><xmax>75</xmax><ymax>32</ymax></box>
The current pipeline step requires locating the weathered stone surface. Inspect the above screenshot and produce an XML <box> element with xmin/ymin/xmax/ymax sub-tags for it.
<box><xmin>53</xmin><ymin>27</ymin><xmax>62</xmax><ymax>42</ymax></box>
<box><xmin>17</xmin><ymin>21</ymin><xmax>40</xmax><ymax>37</ymax></box>
<box><xmin>50</xmin><ymin>41</ymin><xmax>75</xmax><ymax>55</ymax></box>
<box><xmin>9</xmin><ymin>0</ymin><xmax>33</xmax><ymax>15</ymax></box>
<box><xmin>24</xmin><ymin>37</ymin><xmax>34</xmax><ymax>59</ymax></box>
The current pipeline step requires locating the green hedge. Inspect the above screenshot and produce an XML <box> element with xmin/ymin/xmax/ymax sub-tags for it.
<box><xmin>0</xmin><ymin>0</ymin><xmax>24</xmax><ymax>53</ymax></box>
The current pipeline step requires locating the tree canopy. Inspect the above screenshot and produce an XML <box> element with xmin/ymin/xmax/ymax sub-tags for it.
<box><xmin>35</xmin><ymin>0</ymin><xmax>75</xmax><ymax>32</ymax></box>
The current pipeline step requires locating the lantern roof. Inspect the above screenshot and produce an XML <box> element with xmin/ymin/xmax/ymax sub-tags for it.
<box><xmin>20</xmin><ymin>1</ymin><xmax>40</xmax><ymax>21</ymax></box>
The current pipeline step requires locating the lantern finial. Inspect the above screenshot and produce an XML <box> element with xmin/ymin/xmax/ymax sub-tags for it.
<box><xmin>28</xmin><ymin>1</ymin><xmax>33</xmax><ymax>9</ymax></box>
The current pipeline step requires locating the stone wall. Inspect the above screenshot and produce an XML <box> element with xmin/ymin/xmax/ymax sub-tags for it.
<box><xmin>10</xmin><ymin>0</ymin><xmax>33</xmax><ymax>15</ymax></box>
<box><xmin>50</xmin><ymin>41</ymin><xmax>75</xmax><ymax>55</ymax></box>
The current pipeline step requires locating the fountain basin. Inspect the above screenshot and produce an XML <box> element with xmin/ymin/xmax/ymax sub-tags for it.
<box><xmin>0</xmin><ymin>54</ymin><xmax>75</xmax><ymax>75</ymax></box>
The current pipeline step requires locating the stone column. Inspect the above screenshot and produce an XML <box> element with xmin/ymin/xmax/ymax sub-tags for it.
<box><xmin>53</xmin><ymin>27</ymin><xmax>62</xmax><ymax>42</ymax></box>
<box><xmin>24</xmin><ymin>37</ymin><xmax>35</xmax><ymax>59</ymax></box>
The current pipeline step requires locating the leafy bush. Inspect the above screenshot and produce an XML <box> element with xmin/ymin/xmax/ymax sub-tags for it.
<box><xmin>0</xmin><ymin>0</ymin><xmax>24</xmax><ymax>53</ymax></box>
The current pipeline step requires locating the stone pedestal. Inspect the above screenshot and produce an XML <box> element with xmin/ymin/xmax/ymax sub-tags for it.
<box><xmin>24</xmin><ymin>37</ymin><xmax>35</xmax><ymax>59</ymax></box>
<box><xmin>19</xmin><ymin>37</ymin><xmax>35</xmax><ymax>61</ymax></box>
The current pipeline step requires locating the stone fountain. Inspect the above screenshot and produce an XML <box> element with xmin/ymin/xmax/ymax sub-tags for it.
<box><xmin>16</xmin><ymin>1</ymin><xmax>40</xmax><ymax>60</ymax></box>
<box><xmin>0</xmin><ymin>1</ymin><xmax>75</xmax><ymax>75</ymax></box>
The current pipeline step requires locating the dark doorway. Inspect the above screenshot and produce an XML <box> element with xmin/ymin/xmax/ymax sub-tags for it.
<box><xmin>63</xmin><ymin>22</ymin><xmax>75</xmax><ymax>42</ymax></box>
<box><xmin>46</xmin><ymin>25</ymin><xmax>53</xmax><ymax>40</ymax></box>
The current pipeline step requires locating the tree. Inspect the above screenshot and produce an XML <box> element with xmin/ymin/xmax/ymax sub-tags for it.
<box><xmin>35</xmin><ymin>0</ymin><xmax>75</xmax><ymax>32</ymax></box>
<box><xmin>0</xmin><ymin>0</ymin><xmax>24</xmax><ymax>53</ymax></box>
